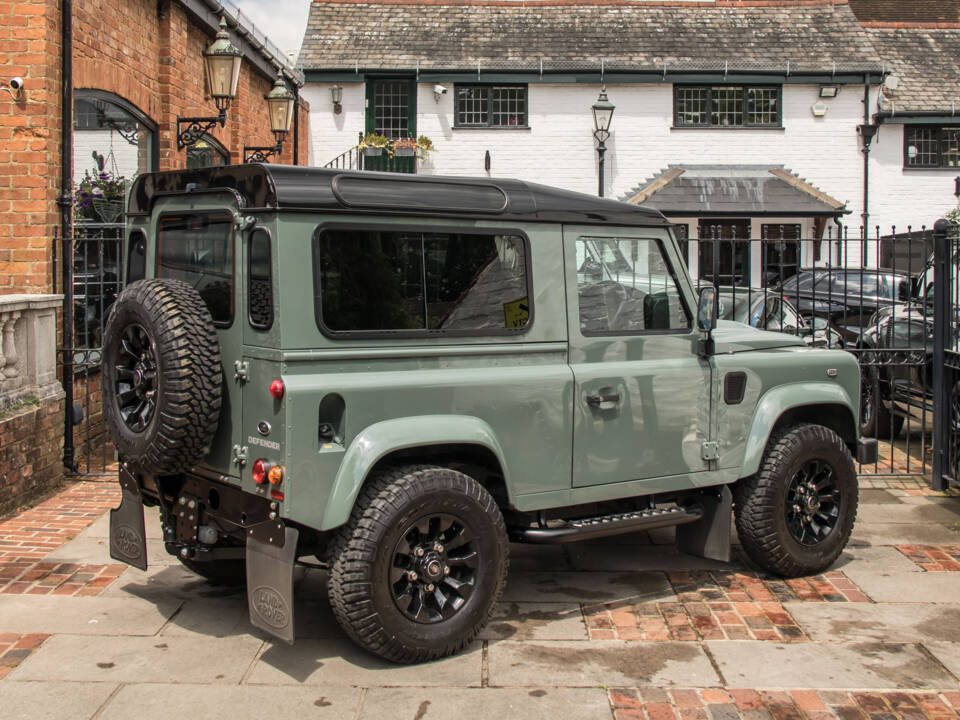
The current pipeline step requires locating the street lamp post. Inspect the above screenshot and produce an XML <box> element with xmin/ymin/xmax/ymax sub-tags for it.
<box><xmin>592</xmin><ymin>88</ymin><xmax>615</xmax><ymax>197</ymax></box>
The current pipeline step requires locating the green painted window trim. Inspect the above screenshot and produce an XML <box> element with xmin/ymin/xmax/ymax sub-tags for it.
<box><xmin>453</xmin><ymin>84</ymin><xmax>529</xmax><ymax>129</ymax></box>
<box><xmin>673</xmin><ymin>84</ymin><xmax>782</xmax><ymax>129</ymax></box>
<box><xmin>903</xmin><ymin>125</ymin><xmax>960</xmax><ymax>169</ymax></box>
<box><xmin>365</xmin><ymin>78</ymin><xmax>417</xmax><ymax>138</ymax></box>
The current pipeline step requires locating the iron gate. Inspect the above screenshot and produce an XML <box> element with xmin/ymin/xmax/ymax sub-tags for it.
<box><xmin>58</xmin><ymin>221</ymin><xmax>123</xmax><ymax>476</ymax></box>
<box><xmin>932</xmin><ymin>220</ymin><xmax>960</xmax><ymax>489</ymax></box>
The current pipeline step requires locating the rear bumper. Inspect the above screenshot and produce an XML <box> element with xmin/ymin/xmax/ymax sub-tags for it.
<box><xmin>857</xmin><ymin>438</ymin><xmax>878</xmax><ymax>465</ymax></box>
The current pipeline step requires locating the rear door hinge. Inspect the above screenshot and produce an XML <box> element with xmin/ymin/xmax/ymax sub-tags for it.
<box><xmin>234</xmin><ymin>360</ymin><xmax>249</xmax><ymax>384</ymax></box>
<box><xmin>232</xmin><ymin>444</ymin><xmax>248</xmax><ymax>467</ymax></box>
<box><xmin>701</xmin><ymin>441</ymin><xmax>720</xmax><ymax>461</ymax></box>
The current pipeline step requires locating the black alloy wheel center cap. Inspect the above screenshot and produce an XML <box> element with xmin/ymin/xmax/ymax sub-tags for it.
<box><xmin>420</xmin><ymin>552</ymin><xmax>444</xmax><ymax>581</ymax></box>
<box><xmin>805</xmin><ymin>494</ymin><xmax>821</xmax><ymax>514</ymax></box>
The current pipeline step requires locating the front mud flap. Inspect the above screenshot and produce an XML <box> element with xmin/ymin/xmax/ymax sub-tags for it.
<box><xmin>246</xmin><ymin>526</ymin><xmax>299</xmax><ymax>644</ymax></box>
<box><xmin>677</xmin><ymin>485</ymin><xmax>732</xmax><ymax>563</ymax></box>
<box><xmin>109</xmin><ymin>469</ymin><xmax>148</xmax><ymax>571</ymax></box>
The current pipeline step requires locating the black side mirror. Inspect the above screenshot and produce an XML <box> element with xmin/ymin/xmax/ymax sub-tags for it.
<box><xmin>897</xmin><ymin>281</ymin><xmax>911</xmax><ymax>302</ymax></box>
<box><xmin>698</xmin><ymin>286</ymin><xmax>718</xmax><ymax>332</ymax></box>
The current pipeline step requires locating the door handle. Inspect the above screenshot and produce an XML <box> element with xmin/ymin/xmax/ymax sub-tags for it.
<box><xmin>586</xmin><ymin>392</ymin><xmax>621</xmax><ymax>407</ymax></box>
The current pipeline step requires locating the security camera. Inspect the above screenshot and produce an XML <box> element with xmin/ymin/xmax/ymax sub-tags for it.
<box><xmin>433</xmin><ymin>84</ymin><xmax>447</xmax><ymax>95</ymax></box>
<box><xmin>9</xmin><ymin>77</ymin><xmax>23</xmax><ymax>92</ymax></box>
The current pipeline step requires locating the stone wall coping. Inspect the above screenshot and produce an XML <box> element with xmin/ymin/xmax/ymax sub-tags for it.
<box><xmin>0</xmin><ymin>294</ymin><xmax>63</xmax><ymax>312</ymax></box>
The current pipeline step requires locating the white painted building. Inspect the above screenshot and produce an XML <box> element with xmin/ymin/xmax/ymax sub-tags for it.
<box><xmin>298</xmin><ymin>0</ymin><xmax>960</xmax><ymax>275</ymax></box>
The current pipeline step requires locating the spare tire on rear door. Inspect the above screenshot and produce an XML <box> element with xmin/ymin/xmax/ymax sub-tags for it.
<box><xmin>102</xmin><ymin>278</ymin><xmax>223</xmax><ymax>474</ymax></box>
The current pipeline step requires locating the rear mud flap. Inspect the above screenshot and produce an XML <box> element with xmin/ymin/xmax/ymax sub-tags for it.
<box><xmin>246</xmin><ymin>526</ymin><xmax>299</xmax><ymax>644</ymax></box>
<box><xmin>109</xmin><ymin>469</ymin><xmax>148</xmax><ymax>571</ymax></box>
<box><xmin>677</xmin><ymin>486</ymin><xmax>732</xmax><ymax>563</ymax></box>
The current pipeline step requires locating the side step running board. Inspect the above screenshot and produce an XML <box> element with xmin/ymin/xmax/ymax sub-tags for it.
<box><xmin>515</xmin><ymin>504</ymin><xmax>704</xmax><ymax>544</ymax></box>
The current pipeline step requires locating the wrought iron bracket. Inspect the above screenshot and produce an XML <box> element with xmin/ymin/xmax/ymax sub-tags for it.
<box><xmin>177</xmin><ymin>108</ymin><xmax>227</xmax><ymax>150</ymax></box>
<box><xmin>244</xmin><ymin>142</ymin><xmax>283</xmax><ymax>164</ymax></box>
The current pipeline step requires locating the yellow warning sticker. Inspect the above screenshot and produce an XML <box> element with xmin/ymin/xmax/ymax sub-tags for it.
<box><xmin>503</xmin><ymin>297</ymin><xmax>530</xmax><ymax>329</ymax></box>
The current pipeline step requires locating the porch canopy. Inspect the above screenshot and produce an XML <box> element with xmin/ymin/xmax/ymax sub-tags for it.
<box><xmin>620</xmin><ymin>165</ymin><xmax>848</xmax><ymax>220</ymax></box>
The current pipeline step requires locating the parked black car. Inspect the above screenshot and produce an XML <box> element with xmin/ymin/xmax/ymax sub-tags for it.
<box><xmin>777</xmin><ymin>268</ymin><xmax>914</xmax><ymax>344</ymax></box>
<box><xmin>856</xmin><ymin>264</ymin><xmax>959</xmax><ymax>438</ymax></box>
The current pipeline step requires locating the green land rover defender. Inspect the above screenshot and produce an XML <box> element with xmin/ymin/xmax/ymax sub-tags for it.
<box><xmin>104</xmin><ymin>164</ymin><xmax>875</xmax><ymax>663</ymax></box>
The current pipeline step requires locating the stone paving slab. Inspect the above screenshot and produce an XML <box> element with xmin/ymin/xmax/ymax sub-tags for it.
<box><xmin>502</xmin><ymin>571</ymin><xmax>675</xmax><ymax>603</ymax></box>
<box><xmin>99</xmin><ymin>683</ymin><xmax>362</xmax><ymax>720</ymax></box>
<box><xmin>708</xmin><ymin>640</ymin><xmax>957</xmax><ymax>689</ymax></box>
<box><xmin>837</xmin><ymin>544</ymin><xmax>924</xmax><ymax>574</ymax></box>
<box><xmin>839</xmin><ymin>566</ymin><xmax>960</xmax><ymax>602</ymax></box>
<box><xmin>479</xmin><ymin>601</ymin><xmax>588</xmax><ymax>641</ymax></box>
<box><xmin>487</xmin><ymin>640</ymin><xmax>719</xmax><ymax>687</ymax></box>
<box><xmin>81</xmin><ymin>509</ymin><xmax>163</xmax><ymax>539</ymax></box>
<box><xmin>43</xmin><ymin>536</ymin><xmax>176</xmax><ymax>566</ymax></box>
<box><xmin>2</xmin><ymin>680</ymin><xmax>119</xmax><ymax>720</ymax></box>
<box><xmin>857</xmin><ymin>503</ymin><xmax>960</xmax><ymax>525</ymax></box>
<box><xmin>0</xmin><ymin>593</ymin><xmax>178</xmax><ymax>635</ymax></box>
<box><xmin>921</xmin><ymin>641</ymin><xmax>960</xmax><ymax>681</ymax></box>
<box><xmin>850</xmin><ymin>522</ymin><xmax>960</xmax><ymax>547</ymax></box>
<box><xmin>9</xmin><ymin>634</ymin><xmax>264</xmax><ymax>684</ymax></box>
<box><xmin>359</xmin><ymin>687</ymin><xmax>611</xmax><ymax>720</ymax></box>
<box><xmin>246</xmin><ymin>638</ymin><xmax>483</xmax><ymax>686</ymax></box>
<box><xmin>785</xmin><ymin>602</ymin><xmax>960</xmax><ymax>644</ymax></box>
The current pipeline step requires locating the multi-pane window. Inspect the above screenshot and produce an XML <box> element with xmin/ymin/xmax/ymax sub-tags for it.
<box><xmin>455</xmin><ymin>85</ymin><xmax>527</xmax><ymax>128</ymax></box>
<box><xmin>674</xmin><ymin>86</ymin><xmax>780</xmax><ymax>128</ymax></box>
<box><xmin>904</xmin><ymin>126</ymin><xmax>960</xmax><ymax>168</ymax></box>
<box><xmin>373</xmin><ymin>81</ymin><xmax>410</xmax><ymax>139</ymax></box>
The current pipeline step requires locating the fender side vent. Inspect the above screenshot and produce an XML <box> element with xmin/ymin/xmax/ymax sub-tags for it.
<box><xmin>724</xmin><ymin>372</ymin><xmax>747</xmax><ymax>405</ymax></box>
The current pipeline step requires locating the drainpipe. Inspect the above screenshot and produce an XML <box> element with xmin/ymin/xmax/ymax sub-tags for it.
<box><xmin>857</xmin><ymin>74</ymin><xmax>878</xmax><ymax>266</ymax></box>
<box><xmin>58</xmin><ymin>0</ymin><xmax>76</xmax><ymax>472</ymax></box>
<box><xmin>292</xmin><ymin>84</ymin><xmax>299</xmax><ymax>166</ymax></box>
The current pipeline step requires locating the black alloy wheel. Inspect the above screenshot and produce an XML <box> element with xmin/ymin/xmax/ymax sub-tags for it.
<box><xmin>785</xmin><ymin>460</ymin><xmax>841</xmax><ymax>546</ymax></box>
<box><xmin>114</xmin><ymin>324</ymin><xmax>158</xmax><ymax>432</ymax></box>
<box><xmin>389</xmin><ymin>513</ymin><xmax>477</xmax><ymax>623</ymax></box>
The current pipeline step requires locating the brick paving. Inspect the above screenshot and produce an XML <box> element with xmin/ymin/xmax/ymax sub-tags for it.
<box><xmin>0</xmin><ymin>633</ymin><xmax>49</xmax><ymax>681</ymax></box>
<box><xmin>859</xmin><ymin>475</ymin><xmax>958</xmax><ymax>496</ymax></box>
<box><xmin>896</xmin><ymin>545</ymin><xmax>960</xmax><ymax>572</ymax></box>
<box><xmin>0</xmin><ymin>480</ymin><xmax>120</xmax><ymax>563</ymax></box>
<box><xmin>609</xmin><ymin>689</ymin><xmax>960</xmax><ymax>720</ymax></box>
<box><xmin>583</xmin><ymin>570</ymin><xmax>872</xmax><ymax>642</ymax></box>
<box><xmin>0</xmin><ymin>481</ymin><xmax>124</xmax><ymax>602</ymax></box>
<box><xmin>857</xmin><ymin>437</ymin><xmax>931</xmax><ymax>478</ymax></box>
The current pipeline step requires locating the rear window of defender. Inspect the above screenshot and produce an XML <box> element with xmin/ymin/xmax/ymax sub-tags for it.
<box><xmin>156</xmin><ymin>213</ymin><xmax>234</xmax><ymax>325</ymax></box>
<box><xmin>312</xmin><ymin>227</ymin><xmax>531</xmax><ymax>336</ymax></box>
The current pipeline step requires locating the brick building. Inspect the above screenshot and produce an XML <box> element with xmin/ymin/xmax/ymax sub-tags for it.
<box><xmin>0</xmin><ymin>0</ymin><xmax>310</xmax><ymax>514</ymax></box>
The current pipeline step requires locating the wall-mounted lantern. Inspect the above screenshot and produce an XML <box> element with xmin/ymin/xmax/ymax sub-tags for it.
<box><xmin>244</xmin><ymin>73</ymin><xmax>297</xmax><ymax>163</ymax></box>
<box><xmin>331</xmin><ymin>84</ymin><xmax>343</xmax><ymax>114</ymax></box>
<box><xmin>177</xmin><ymin>16</ymin><xmax>243</xmax><ymax>150</ymax></box>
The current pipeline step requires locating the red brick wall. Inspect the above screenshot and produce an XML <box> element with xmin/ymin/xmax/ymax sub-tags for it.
<box><xmin>0</xmin><ymin>0</ymin><xmax>311</xmax><ymax>293</ymax></box>
<box><xmin>0</xmin><ymin>0</ymin><xmax>62</xmax><ymax>294</ymax></box>
<box><xmin>0</xmin><ymin>397</ymin><xmax>65</xmax><ymax>517</ymax></box>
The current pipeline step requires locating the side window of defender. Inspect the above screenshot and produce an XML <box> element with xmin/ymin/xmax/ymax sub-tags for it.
<box><xmin>313</xmin><ymin>228</ymin><xmax>530</xmax><ymax>335</ymax></box>
<box><xmin>576</xmin><ymin>237</ymin><xmax>691</xmax><ymax>334</ymax></box>
<box><xmin>248</xmin><ymin>229</ymin><xmax>273</xmax><ymax>330</ymax></box>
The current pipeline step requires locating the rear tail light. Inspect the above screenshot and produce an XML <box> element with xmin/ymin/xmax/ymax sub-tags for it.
<box><xmin>270</xmin><ymin>488</ymin><xmax>285</xmax><ymax>501</ymax></box>
<box><xmin>252</xmin><ymin>459</ymin><xmax>267</xmax><ymax>485</ymax></box>
<box><xmin>269</xmin><ymin>379</ymin><xmax>285</xmax><ymax>399</ymax></box>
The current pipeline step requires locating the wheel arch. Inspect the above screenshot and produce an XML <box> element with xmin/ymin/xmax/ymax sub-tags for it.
<box><xmin>319</xmin><ymin>415</ymin><xmax>511</xmax><ymax>531</ymax></box>
<box><xmin>739</xmin><ymin>383</ymin><xmax>858</xmax><ymax>479</ymax></box>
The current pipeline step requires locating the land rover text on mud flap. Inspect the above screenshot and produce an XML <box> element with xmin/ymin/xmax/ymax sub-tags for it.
<box><xmin>104</xmin><ymin>164</ymin><xmax>876</xmax><ymax>663</ymax></box>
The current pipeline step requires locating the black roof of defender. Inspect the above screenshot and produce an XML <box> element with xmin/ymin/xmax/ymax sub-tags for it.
<box><xmin>128</xmin><ymin>164</ymin><xmax>672</xmax><ymax>228</ymax></box>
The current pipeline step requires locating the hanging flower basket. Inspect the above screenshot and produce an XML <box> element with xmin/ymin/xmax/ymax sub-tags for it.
<box><xmin>92</xmin><ymin>198</ymin><xmax>124</xmax><ymax>223</ymax></box>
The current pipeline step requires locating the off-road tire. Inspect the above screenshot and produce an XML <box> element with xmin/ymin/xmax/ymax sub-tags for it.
<box><xmin>328</xmin><ymin>465</ymin><xmax>508</xmax><ymax>664</ymax></box>
<box><xmin>178</xmin><ymin>557</ymin><xmax>245</xmax><ymax>586</ymax></box>
<box><xmin>102</xmin><ymin>278</ymin><xmax>222</xmax><ymax>475</ymax></box>
<box><xmin>860</xmin><ymin>365</ymin><xmax>904</xmax><ymax>439</ymax></box>
<box><xmin>734</xmin><ymin>424</ymin><xmax>858</xmax><ymax>577</ymax></box>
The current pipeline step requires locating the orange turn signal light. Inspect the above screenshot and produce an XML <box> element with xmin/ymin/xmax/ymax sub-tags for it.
<box><xmin>267</xmin><ymin>464</ymin><xmax>285</xmax><ymax>485</ymax></box>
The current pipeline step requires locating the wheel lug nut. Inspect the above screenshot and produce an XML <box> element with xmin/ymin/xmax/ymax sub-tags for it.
<box><xmin>414</xmin><ymin>547</ymin><xmax>425</xmax><ymax>557</ymax></box>
<box><xmin>443</xmin><ymin>566</ymin><xmax>450</xmax><ymax>575</ymax></box>
<box><xmin>434</xmin><ymin>543</ymin><xmax>444</xmax><ymax>553</ymax></box>
<box><xmin>426</xmin><ymin>583</ymin><xmax>435</xmax><ymax>592</ymax></box>
<box><xmin>407</xmin><ymin>571</ymin><xmax>418</xmax><ymax>581</ymax></box>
